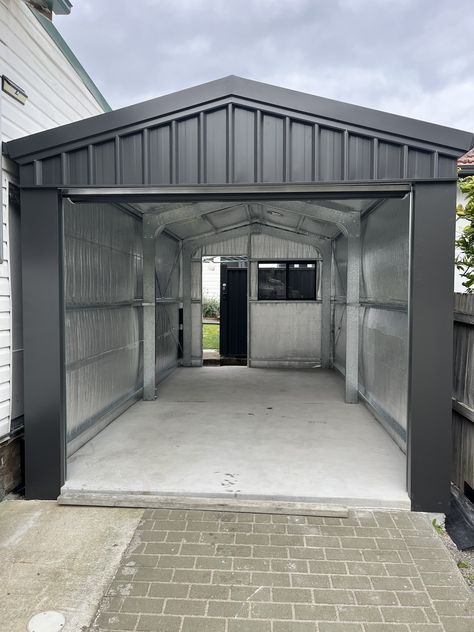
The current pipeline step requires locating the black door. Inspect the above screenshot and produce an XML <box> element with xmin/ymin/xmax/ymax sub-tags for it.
<box><xmin>220</xmin><ymin>265</ymin><xmax>247</xmax><ymax>358</ymax></box>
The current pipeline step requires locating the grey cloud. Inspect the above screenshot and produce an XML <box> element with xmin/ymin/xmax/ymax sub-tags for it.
<box><xmin>55</xmin><ymin>0</ymin><xmax>474</xmax><ymax>130</ymax></box>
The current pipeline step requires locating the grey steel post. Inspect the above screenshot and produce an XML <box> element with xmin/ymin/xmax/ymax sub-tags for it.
<box><xmin>408</xmin><ymin>182</ymin><xmax>456</xmax><ymax>512</ymax></box>
<box><xmin>21</xmin><ymin>188</ymin><xmax>65</xmax><ymax>499</ymax></box>
<box><xmin>345</xmin><ymin>219</ymin><xmax>361</xmax><ymax>403</ymax></box>
<box><xmin>182</xmin><ymin>245</ymin><xmax>193</xmax><ymax>366</ymax></box>
<box><xmin>320</xmin><ymin>241</ymin><xmax>332</xmax><ymax>368</ymax></box>
<box><xmin>143</xmin><ymin>217</ymin><xmax>160</xmax><ymax>400</ymax></box>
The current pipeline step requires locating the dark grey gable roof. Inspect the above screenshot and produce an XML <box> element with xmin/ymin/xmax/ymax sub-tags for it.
<box><xmin>7</xmin><ymin>75</ymin><xmax>474</xmax><ymax>162</ymax></box>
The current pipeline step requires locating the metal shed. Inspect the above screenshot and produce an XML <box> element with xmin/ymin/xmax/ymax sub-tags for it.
<box><xmin>6</xmin><ymin>76</ymin><xmax>474</xmax><ymax>512</ymax></box>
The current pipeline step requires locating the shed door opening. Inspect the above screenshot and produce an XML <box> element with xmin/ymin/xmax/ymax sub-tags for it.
<box><xmin>220</xmin><ymin>264</ymin><xmax>247</xmax><ymax>360</ymax></box>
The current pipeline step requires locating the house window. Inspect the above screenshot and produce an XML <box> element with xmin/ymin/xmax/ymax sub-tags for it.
<box><xmin>257</xmin><ymin>261</ymin><xmax>317</xmax><ymax>300</ymax></box>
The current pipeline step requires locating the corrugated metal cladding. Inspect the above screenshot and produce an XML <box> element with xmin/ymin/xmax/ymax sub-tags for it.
<box><xmin>20</xmin><ymin>103</ymin><xmax>459</xmax><ymax>188</ymax></box>
<box><xmin>64</xmin><ymin>201</ymin><xmax>143</xmax><ymax>453</ymax></box>
<box><xmin>333</xmin><ymin>197</ymin><xmax>409</xmax><ymax>448</ymax></box>
<box><xmin>155</xmin><ymin>232</ymin><xmax>180</xmax><ymax>380</ymax></box>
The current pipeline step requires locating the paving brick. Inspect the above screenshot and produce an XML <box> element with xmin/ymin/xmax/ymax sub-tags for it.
<box><xmin>172</xmin><ymin>569</ymin><xmax>211</xmax><ymax>584</ymax></box>
<box><xmin>423</xmin><ymin>607</ymin><xmax>440</xmax><ymax>623</ymax></box>
<box><xmin>139</xmin><ymin>530</ymin><xmax>167</xmax><ymax>542</ymax></box>
<box><xmin>294</xmin><ymin>604</ymin><xmax>338</xmax><ymax>620</ymax></box>
<box><xmin>180</xmin><ymin>542</ymin><xmax>216</xmax><ymax>556</ymax></box>
<box><xmin>326</xmin><ymin>548</ymin><xmax>364</xmax><ymax>561</ymax></box>
<box><xmin>425</xmin><ymin>586</ymin><xmax>467</xmax><ymax>601</ymax></box>
<box><xmin>208</xmin><ymin>600</ymin><xmax>249</xmax><ymax>617</ymax></box>
<box><xmin>181</xmin><ymin>616</ymin><xmax>227</xmax><ymax>632</ymax></box>
<box><xmin>133</xmin><ymin>568</ymin><xmax>173</xmax><ymax>582</ymax></box>
<box><xmin>96</xmin><ymin>612</ymin><xmax>139</xmax><ymax>630</ymax></box>
<box><xmin>100</xmin><ymin>596</ymin><xmax>123</xmax><ymax>613</ymax></box>
<box><xmin>251</xmin><ymin>571</ymin><xmax>291</xmax><ymax>586</ymax></box>
<box><xmin>165</xmin><ymin>530</ymin><xmax>200</xmax><ymax>543</ymax></box>
<box><xmin>250</xmin><ymin>601</ymin><xmax>293</xmax><ymax>618</ymax></box>
<box><xmin>352</xmin><ymin>528</ymin><xmax>392</xmax><ymax>538</ymax></box>
<box><xmin>291</xmin><ymin>572</ymin><xmax>331</xmax><ymax>588</ymax></box>
<box><xmin>375</xmin><ymin>539</ymin><xmax>408</xmax><ymax>551</ymax></box>
<box><xmin>364</xmin><ymin>625</ymin><xmax>410</xmax><ymax>632</ymax></box>
<box><xmin>381</xmin><ymin>607</ymin><xmax>428</xmax><ymax>623</ymax></box>
<box><xmin>370</xmin><ymin>577</ymin><xmax>413</xmax><ymax>591</ymax></box>
<box><xmin>212</xmin><ymin>570</ymin><xmax>252</xmax><ymax>585</ymax></box>
<box><xmin>154</xmin><ymin>519</ymin><xmax>186</xmax><ymax>531</ymax></box>
<box><xmin>331</xmin><ymin>575</ymin><xmax>371</xmax><ymax>589</ymax></box>
<box><xmin>395</xmin><ymin>591</ymin><xmax>430</xmax><ymax>607</ymax></box>
<box><xmin>419</xmin><ymin>572</ymin><xmax>462</xmax><ymax>586</ymax></box>
<box><xmin>273</xmin><ymin>622</ymin><xmax>317</xmax><ymax>632</ymax></box>
<box><xmin>185</xmin><ymin>520</ymin><xmax>220</xmax><ymax>531</ymax></box>
<box><xmin>143</xmin><ymin>542</ymin><xmax>180</xmax><ymax>555</ymax></box>
<box><xmin>289</xmin><ymin>546</ymin><xmax>325</xmax><ymax>560</ymax></box>
<box><xmin>308</xmin><ymin>560</ymin><xmax>347</xmax><ymax>575</ymax></box>
<box><xmin>340</xmin><ymin>538</ymin><xmax>378</xmax><ymax>550</ymax></box>
<box><xmin>312</xmin><ymin>589</ymin><xmax>355</xmax><ymax>605</ymax></box>
<box><xmin>304</xmin><ymin>535</ymin><xmax>341</xmax><ymax>548</ymax></box>
<box><xmin>215</xmin><ymin>544</ymin><xmax>252</xmax><ymax>557</ymax></box>
<box><xmin>199</xmin><ymin>531</ymin><xmax>235</xmax><ymax>544</ymax></box>
<box><xmin>253</xmin><ymin>522</ymin><xmax>286</xmax><ymax>534</ymax></box>
<box><xmin>439</xmin><ymin>618</ymin><xmax>474</xmax><ymax>632</ymax></box>
<box><xmin>233</xmin><ymin>556</ymin><xmax>270</xmax><ymax>571</ymax></box>
<box><xmin>273</xmin><ymin>586</ymin><xmax>313</xmax><ymax>603</ymax></box>
<box><xmin>410</xmin><ymin>548</ymin><xmax>451</xmax><ymax>561</ymax></box>
<box><xmin>164</xmin><ymin>598</ymin><xmax>206</xmax><ymax>615</ymax></box>
<box><xmin>318</xmin><ymin>624</ymin><xmax>364</xmax><ymax>632</ymax></box>
<box><xmin>272</xmin><ymin>559</ymin><xmax>308</xmax><ymax>573</ymax></box>
<box><xmin>347</xmin><ymin>562</ymin><xmax>387</xmax><ymax>576</ymax></box>
<box><xmin>253</xmin><ymin>545</ymin><xmax>289</xmax><ymax>558</ymax></box>
<box><xmin>271</xmin><ymin>534</ymin><xmax>305</xmax><ymax>546</ymax></box>
<box><xmin>109</xmin><ymin>580</ymin><xmax>150</xmax><ymax>597</ymax></box>
<box><xmin>135</xmin><ymin>614</ymin><xmax>181</xmax><ymax>631</ymax></box>
<box><xmin>127</xmin><ymin>554</ymin><xmax>160</xmax><ymax>567</ymax></box>
<box><xmin>156</xmin><ymin>555</ymin><xmax>195</xmax><ymax>569</ymax></box>
<box><xmin>409</xmin><ymin>626</ymin><xmax>444</xmax><ymax>632</ymax></box>
<box><xmin>253</xmin><ymin>513</ymin><xmax>272</xmax><ymax>523</ymax></box>
<box><xmin>121</xmin><ymin>597</ymin><xmax>164</xmax><ymax>614</ymax></box>
<box><xmin>195</xmin><ymin>556</ymin><xmax>232</xmax><ymax>570</ymax></box>
<box><xmin>319</xmin><ymin>525</ymin><xmax>356</xmax><ymax>537</ymax></box>
<box><xmin>148</xmin><ymin>583</ymin><xmax>189</xmax><ymax>598</ymax></box>
<box><xmin>353</xmin><ymin>591</ymin><xmax>398</xmax><ymax>606</ymax></box>
<box><xmin>338</xmin><ymin>605</ymin><xmax>383</xmax><ymax>622</ymax></box>
<box><xmin>219</xmin><ymin>522</ymin><xmax>253</xmax><ymax>533</ymax></box>
<box><xmin>230</xmin><ymin>585</ymin><xmax>271</xmax><ymax>601</ymax></box>
<box><xmin>235</xmin><ymin>532</ymin><xmax>269</xmax><ymax>545</ymax></box>
<box><xmin>384</xmin><ymin>564</ymin><xmax>418</xmax><ymax>577</ymax></box>
<box><xmin>362</xmin><ymin>550</ymin><xmax>402</xmax><ymax>564</ymax></box>
<box><xmin>431</xmin><ymin>599</ymin><xmax>474</xmax><ymax>616</ymax></box>
<box><xmin>228</xmin><ymin>620</ymin><xmax>271</xmax><ymax>631</ymax></box>
<box><xmin>189</xmin><ymin>584</ymin><xmax>230</xmax><ymax>600</ymax></box>
<box><xmin>416</xmin><ymin>560</ymin><xmax>457</xmax><ymax>573</ymax></box>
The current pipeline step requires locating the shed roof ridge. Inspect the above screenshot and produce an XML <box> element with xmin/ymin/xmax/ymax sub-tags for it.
<box><xmin>6</xmin><ymin>75</ymin><xmax>474</xmax><ymax>161</ymax></box>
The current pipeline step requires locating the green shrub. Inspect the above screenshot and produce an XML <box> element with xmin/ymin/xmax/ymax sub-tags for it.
<box><xmin>202</xmin><ymin>296</ymin><xmax>220</xmax><ymax>319</ymax></box>
<box><xmin>456</xmin><ymin>175</ymin><xmax>474</xmax><ymax>292</ymax></box>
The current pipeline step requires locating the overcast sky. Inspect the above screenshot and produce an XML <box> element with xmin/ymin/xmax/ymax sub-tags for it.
<box><xmin>55</xmin><ymin>0</ymin><xmax>474</xmax><ymax>131</ymax></box>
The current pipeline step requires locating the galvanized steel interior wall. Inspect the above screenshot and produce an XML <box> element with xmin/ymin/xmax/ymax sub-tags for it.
<box><xmin>332</xmin><ymin>197</ymin><xmax>409</xmax><ymax>448</ymax></box>
<box><xmin>155</xmin><ymin>232</ymin><xmax>181</xmax><ymax>381</ymax></box>
<box><xmin>64</xmin><ymin>201</ymin><xmax>143</xmax><ymax>454</ymax></box>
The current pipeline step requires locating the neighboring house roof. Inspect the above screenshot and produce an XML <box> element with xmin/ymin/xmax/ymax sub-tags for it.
<box><xmin>29</xmin><ymin>5</ymin><xmax>111</xmax><ymax>113</ymax></box>
<box><xmin>458</xmin><ymin>148</ymin><xmax>474</xmax><ymax>175</ymax></box>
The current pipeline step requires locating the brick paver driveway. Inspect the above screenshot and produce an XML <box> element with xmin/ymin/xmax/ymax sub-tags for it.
<box><xmin>90</xmin><ymin>509</ymin><xmax>474</xmax><ymax>632</ymax></box>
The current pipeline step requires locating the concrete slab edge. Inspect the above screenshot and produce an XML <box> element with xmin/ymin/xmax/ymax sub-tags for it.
<box><xmin>58</xmin><ymin>491</ymin><xmax>410</xmax><ymax>514</ymax></box>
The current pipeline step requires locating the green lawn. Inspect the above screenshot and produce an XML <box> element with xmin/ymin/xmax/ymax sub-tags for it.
<box><xmin>203</xmin><ymin>323</ymin><xmax>220</xmax><ymax>350</ymax></box>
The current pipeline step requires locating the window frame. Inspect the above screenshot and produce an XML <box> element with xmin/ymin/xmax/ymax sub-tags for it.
<box><xmin>257</xmin><ymin>260</ymin><xmax>319</xmax><ymax>301</ymax></box>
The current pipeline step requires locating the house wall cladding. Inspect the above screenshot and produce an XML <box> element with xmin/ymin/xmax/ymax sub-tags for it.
<box><xmin>64</xmin><ymin>201</ymin><xmax>143</xmax><ymax>453</ymax></box>
<box><xmin>333</xmin><ymin>196</ymin><xmax>409</xmax><ymax>448</ymax></box>
<box><xmin>20</xmin><ymin>102</ymin><xmax>458</xmax><ymax>187</ymax></box>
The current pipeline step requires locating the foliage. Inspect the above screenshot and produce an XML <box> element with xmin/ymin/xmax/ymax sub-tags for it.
<box><xmin>202</xmin><ymin>296</ymin><xmax>220</xmax><ymax>319</ymax></box>
<box><xmin>456</xmin><ymin>175</ymin><xmax>474</xmax><ymax>292</ymax></box>
<box><xmin>202</xmin><ymin>323</ymin><xmax>220</xmax><ymax>350</ymax></box>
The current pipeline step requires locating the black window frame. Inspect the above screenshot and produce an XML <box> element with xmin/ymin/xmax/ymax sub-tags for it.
<box><xmin>257</xmin><ymin>260</ymin><xmax>318</xmax><ymax>301</ymax></box>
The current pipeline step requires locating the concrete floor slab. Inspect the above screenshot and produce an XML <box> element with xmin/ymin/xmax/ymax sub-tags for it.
<box><xmin>64</xmin><ymin>368</ymin><xmax>409</xmax><ymax>509</ymax></box>
<box><xmin>0</xmin><ymin>499</ymin><xmax>142</xmax><ymax>632</ymax></box>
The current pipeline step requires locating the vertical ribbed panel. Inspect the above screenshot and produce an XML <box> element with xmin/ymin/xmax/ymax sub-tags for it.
<box><xmin>64</xmin><ymin>201</ymin><xmax>143</xmax><ymax>449</ymax></box>
<box><xmin>32</xmin><ymin>101</ymin><xmax>454</xmax><ymax>187</ymax></box>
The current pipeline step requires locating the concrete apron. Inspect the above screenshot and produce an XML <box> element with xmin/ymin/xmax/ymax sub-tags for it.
<box><xmin>59</xmin><ymin>368</ymin><xmax>410</xmax><ymax>514</ymax></box>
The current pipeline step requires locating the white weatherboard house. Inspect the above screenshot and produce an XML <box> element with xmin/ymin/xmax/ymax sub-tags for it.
<box><xmin>0</xmin><ymin>0</ymin><xmax>109</xmax><ymax>493</ymax></box>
